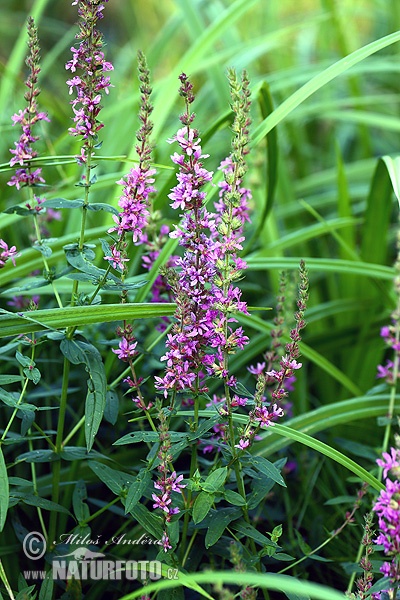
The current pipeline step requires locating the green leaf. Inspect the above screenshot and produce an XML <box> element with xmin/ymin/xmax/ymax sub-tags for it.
<box><xmin>224</xmin><ymin>490</ymin><xmax>247</xmax><ymax>507</ymax></box>
<box><xmin>0</xmin><ymin>303</ymin><xmax>176</xmax><ymax>339</ymax></box>
<box><xmin>3</xmin><ymin>205</ymin><xmax>32</xmax><ymax>216</ymax></box>
<box><xmin>114</xmin><ymin>431</ymin><xmax>186</xmax><ymax>445</ymax></box>
<box><xmin>23</xmin><ymin>367</ymin><xmax>41</xmax><ymax>385</ymax></box>
<box><xmin>193</xmin><ymin>491</ymin><xmax>215</xmax><ymax>524</ymax></box>
<box><xmin>41</xmin><ymin>198</ymin><xmax>84</xmax><ymax>210</ymax></box>
<box><xmin>269</xmin><ymin>424</ymin><xmax>384</xmax><ymax>492</ymax></box>
<box><xmin>88</xmin><ymin>203</ymin><xmax>119</xmax><ymax>215</ymax></box>
<box><xmin>125</xmin><ymin>469</ymin><xmax>152</xmax><ymax>514</ymax></box>
<box><xmin>247</xmin><ymin>474</ymin><xmax>277</xmax><ymax>510</ymax></box>
<box><xmin>0</xmin><ymin>446</ymin><xmax>8</xmax><ymax>531</ymax></box>
<box><xmin>4</xmin><ymin>278</ymin><xmax>51</xmax><ymax>295</ymax></box>
<box><xmin>158</xmin><ymin>587</ymin><xmax>185</xmax><ymax>600</ymax></box>
<box><xmin>248</xmin><ymin>456</ymin><xmax>286</xmax><ymax>487</ymax></box>
<box><xmin>187</xmin><ymin>415</ymin><xmax>221</xmax><ymax>441</ymax></box>
<box><xmin>0</xmin><ymin>387</ymin><xmax>36</xmax><ymax>412</ymax></box>
<box><xmin>104</xmin><ymin>389</ymin><xmax>119</xmax><ymax>425</ymax></box>
<box><xmin>64</xmin><ymin>245</ymin><xmax>107</xmax><ymax>279</ymax></box>
<box><xmin>60</xmin><ymin>339</ymin><xmax>106</xmax><ymax>451</ymax></box>
<box><xmin>202</xmin><ymin>467</ymin><xmax>227</xmax><ymax>493</ymax></box>
<box><xmin>231</xmin><ymin>521</ymin><xmax>277</xmax><ymax>549</ymax></box>
<box><xmin>360</xmin><ymin>158</ymin><xmax>393</xmax><ymax>266</ymax></box>
<box><xmin>15</xmin><ymin>351</ymin><xmax>31</xmax><ymax>368</ymax></box>
<box><xmin>205</xmin><ymin>508</ymin><xmax>241</xmax><ymax>548</ymax></box>
<box><xmin>17</xmin><ymin>450</ymin><xmax>58</xmax><ymax>463</ymax></box>
<box><xmin>100</xmin><ymin>238</ymin><xmax>113</xmax><ymax>260</ymax></box>
<box><xmin>20</xmin><ymin>410</ymin><xmax>35</xmax><ymax>437</ymax></box>
<box><xmin>13</xmin><ymin>493</ymin><xmax>71</xmax><ymax>515</ymax></box>
<box><xmin>59</xmin><ymin>447</ymin><xmax>105</xmax><ymax>461</ymax></box>
<box><xmin>0</xmin><ymin>375</ymin><xmax>23</xmax><ymax>384</ymax></box>
<box><xmin>382</xmin><ymin>155</ymin><xmax>400</xmax><ymax>206</ymax></box>
<box><xmin>88</xmin><ymin>461</ymin><xmax>136</xmax><ymax>496</ymax></box>
<box><xmin>251</xmin><ymin>30</ymin><xmax>400</xmax><ymax>146</ymax></box>
<box><xmin>129</xmin><ymin>503</ymin><xmax>164</xmax><ymax>540</ymax></box>
<box><xmin>38</xmin><ymin>571</ymin><xmax>54</xmax><ymax>600</ymax></box>
<box><xmin>255</xmin><ymin>81</ymin><xmax>278</xmax><ymax>228</ymax></box>
<box><xmin>73</xmin><ymin>481</ymin><xmax>90</xmax><ymax>523</ymax></box>
<box><xmin>33</xmin><ymin>241</ymin><xmax>52</xmax><ymax>258</ymax></box>
<box><xmin>229</xmin><ymin>381</ymin><xmax>254</xmax><ymax>399</ymax></box>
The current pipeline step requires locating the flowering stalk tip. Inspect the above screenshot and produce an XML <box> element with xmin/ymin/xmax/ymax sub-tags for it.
<box><xmin>8</xmin><ymin>16</ymin><xmax>49</xmax><ymax>190</ymax></box>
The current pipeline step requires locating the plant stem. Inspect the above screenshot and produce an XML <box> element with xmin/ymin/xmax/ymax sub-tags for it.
<box><xmin>48</xmin><ymin>356</ymin><xmax>70</xmax><ymax>545</ymax></box>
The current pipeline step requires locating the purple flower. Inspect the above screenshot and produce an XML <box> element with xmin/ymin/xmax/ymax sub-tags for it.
<box><xmin>235</xmin><ymin>438</ymin><xmax>250</xmax><ymax>450</ymax></box>
<box><xmin>253</xmin><ymin>404</ymin><xmax>284</xmax><ymax>428</ymax></box>
<box><xmin>103</xmin><ymin>244</ymin><xmax>129</xmax><ymax>272</ymax></box>
<box><xmin>112</xmin><ymin>337</ymin><xmax>137</xmax><ymax>361</ymax></box>
<box><xmin>377</xmin><ymin>447</ymin><xmax>400</xmax><ymax>479</ymax></box>
<box><xmin>152</xmin><ymin>492</ymin><xmax>171</xmax><ymax>514</ymax></box>
<box><xmin>248</xmin><ymin>362</ymin><xmax>266</xmax><ymax>375</ymax></box>
<box><xmin>161</xmin><ymin>533</ymin><xmax>172</xmax><ymax>553</ymax></box>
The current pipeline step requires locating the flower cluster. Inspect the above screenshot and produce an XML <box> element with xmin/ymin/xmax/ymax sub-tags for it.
<box><xmin>112</xmin><ymin>324</ymin><xmax>138</xmax><ymax>362</ymax></box>
<box><xmin>108</xmin><ymin>51</ymin><xmax>155</xmax><ymax>270</ymax></box>
<box><xmin>152</xmin><ymin>405</ymin><xmax>185</xmax><ymax>552</ymax></box>
<box><xmin>354</xmin><ymin>512</ymin><xmax>375</xmax><ymax>600</ymax></box>
<box><xmin>372</xmin><ymin>446</ymin><xmax>400</xmax><ymax>595</ymax></box>
<box><xmin>110</xmin><ymin>52</ymin><xmax>156</xmax><ymax>386</ymax></box>
<box><xmin>66</xmin><ymin>0</ymin><xmax>113</xmax><ymax>162</ymax></box>
<box><xmin>234</xmin><ymin>264</ymin><xmax>308</xmax><ymax>452</ymax></box>
<box><xmin>8</xmin><ymin>17</ymin><xmax>49</xmax><ymax>190</ymax></box>
<box><xmin>109</xmin><ymin>166</ymin><xmax>155</xmax><ymax>246</ymax></box>
<box><xmin>202</xmin><ymin>71</ymin><xmax>252</xmax><ymax>384</ymax></box>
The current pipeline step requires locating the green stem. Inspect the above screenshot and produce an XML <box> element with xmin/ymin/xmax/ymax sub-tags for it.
<box><xmin>48</xmin><ymin>356</ymin><xmax>70</xmax><ymax>545</ymax></box>
<box><xmin>1</xmin><ymin>377</ymin><xmax>30</xmax><ymax>441</ymax></box>
<box><xmin>29</xmin><ymin>435</ymin><xmax>48</xmax><ymax>540</ymax></box>
<box><xmin>70</xmin><ymin>150</ymin><xmax>93</xmax><ymax>308</ymax></box>
<box><xmin>85</xmin><ymin>497</ymin><xmax>120</xmax><ymax>524</ymax></box>
<box><xmin>32</xmin><ymin>212</ymin><xmax>63</xmax><ymax>309</ymax></box>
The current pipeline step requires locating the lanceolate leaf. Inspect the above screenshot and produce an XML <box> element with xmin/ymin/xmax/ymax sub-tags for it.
<box><xmin>88</xmin><ymin>461</ymin><xmax>136</xmax><ymax>495</ymax></box>
<box><xmin>265</xmin><ymin>424</ymin><xmax>383</xmax><ymax>492</ymax></box>
<box><xmin>124</xmin><ymin>469</ymin><xmax>152</xmax><ymax>514</ymax></box>
<box><xmin>0</xmin><ymin>303</ymin><xmax>176</xmax><ymax>338</ymax></box>
<box><xmin>251</xmin><ymin>30</ymin><xmax>400</xmax><ymax>146</ymax></box>
<box><xmin>60</xmin><ymin>339</ymin><xmax>107</xmax><ymax>451</ymax></box>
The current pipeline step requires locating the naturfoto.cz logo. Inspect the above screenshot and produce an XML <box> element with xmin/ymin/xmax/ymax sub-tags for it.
<box><xmin>22</xmin><ymin>532</ymin><xmax>178</xmax><ymax>582</ymax></box>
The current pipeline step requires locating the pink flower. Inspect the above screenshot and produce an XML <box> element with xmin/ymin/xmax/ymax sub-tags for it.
<box><xmin>112</xmin><ymin>337</ymin><xmax>137</xmax><ymax>361</ymax></box>
<box><xmin>235</xmin><ymin>438</ymin><xmax>250</xmax><ymax>450</ymax></box>
<box><xmin>0</xmin><ymin>240</ymin><xmax>18</xmax><ymax>268</ymax></box>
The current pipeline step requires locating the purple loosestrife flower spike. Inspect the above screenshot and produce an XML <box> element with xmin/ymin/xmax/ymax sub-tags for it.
<box><xmin>8</xmin><ymin>17</ymin><xmax>49</xmax><ymax>190</ymax></box>
<box><xmin>66</xmin><ymin>0</ymin><xmax>113</xmax><ymax>164</ymax></box>
<box><xmin>108</xmin><ymin>52</ymin><xmax>155</xmax><ymax>257</ymax></box>
<box><xmin>152</xmin><ymin>403</ymin><xmax>185</xmax><ymax>552</ymax></box>
<box><xmin>154</xmin><ymin>73</ymin><xmax>216</xmax><ymax>400</ymax></box>
<box><xmin>202</xmin><ymin>70</ymin><xmax>252</xmax><ymax>385</ymax></box>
